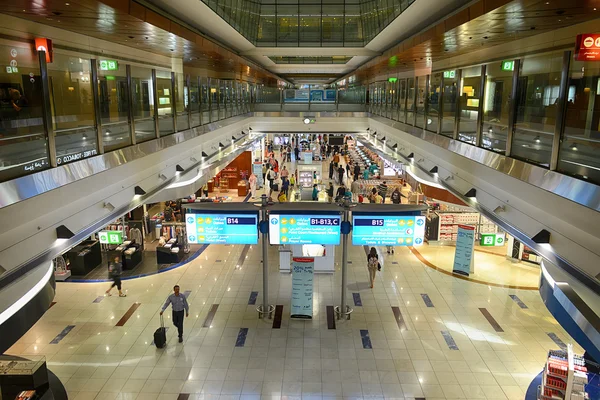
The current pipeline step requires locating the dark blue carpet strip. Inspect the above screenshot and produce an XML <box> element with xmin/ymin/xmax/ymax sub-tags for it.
<box><xmin>50</xmin><ymin>325</ymin><xmax>75</xmax><ymax>344</ymax></box>
<box><xmin>235</xmin><ymin>328</ymin><xmax>249</xmax><ymax>347</ymax></box>
<box><xmin>420</xmin><ymin>293</ymin><xmax>434</xmax><ymax>307</ymax></box>
<box><xmin>352</xmin><ymin>293</ymin><xmax>362</xmax><ymax>306</ymax></box>
<box><xmin>93</xmin><ymin>296</ymin><xmax>104</xmax><ymax>303</ymax></box>
<box><xmin>547</xmin><ymin>332</ymin><xmax>567</xmax><ymax>350</ymax></box>
<box><xmin>441</xmin><ymin>330</ymin><xmax>459</xmax><ymax>350</ymax></box>
<box><xmin>360</xmin><ymin>329</ymin><xmax>372</xmax><ymax>349</ymax></box>
<box><xmin>202</xmin><ymin>304</ymin><xmax>219</xmax><ymax>328</ymax></box>
<box><xmin>509</xmin><ymin>294</ymin><xmax>528</xmax><ymax>309</ymax></box>
<box><xmin>248</xmin><ymin>291</ymin><xmax>259</xmax><ymax>305</ymax></box>
<box><xmin>391</xmin><ymin>306</ymin><xmax>407</xmax><ymax>331</ymax></box>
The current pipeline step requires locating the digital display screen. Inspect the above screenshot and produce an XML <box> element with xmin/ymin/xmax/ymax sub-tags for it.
<box><xmin>186</xmin><ymin>213</ymin><xmax>258</xmax><ymax>244</ymax></box>
<box><xmin>352</xmin><ymin>215</ymin><xmax>425</xmax><ymax>246</ymax></box>
<box><xmin>269</xmin><ymin>214</ymin><xmax>342</xmax><ymax>245</ymax></box>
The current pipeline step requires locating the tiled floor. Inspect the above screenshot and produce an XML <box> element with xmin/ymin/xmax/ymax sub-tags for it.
<box><xmin>5</xmin><ymin>153</ymin><xmax>583</xmax><ymax>400</ymax></box>
<box><xmin>7</xmin><ymin>240</ymin><xmax>581</xmax><ymax>400</ymax></box>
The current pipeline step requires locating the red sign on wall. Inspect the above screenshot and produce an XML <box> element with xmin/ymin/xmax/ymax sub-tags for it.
<box><xmin>34</xmin><ymin>37</ymin><xmax>53</xmax><ymax>63</ymax></box>
<box><xmin>575</xmin><ymin>34</ymin><xmax>600</xmax><ymax>61</ymax></box>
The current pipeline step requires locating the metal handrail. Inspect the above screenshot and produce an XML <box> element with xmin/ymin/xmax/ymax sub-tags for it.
<box><xmin>0</xmin><ymin>133</ymin><xmax>45</xmax><ymax>142</ymax></box>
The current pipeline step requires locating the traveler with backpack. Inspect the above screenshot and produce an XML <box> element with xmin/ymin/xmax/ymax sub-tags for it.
<box><xmin>367</xmin><ymin>247</ymin><xmax>380</xmax><ymax>288</ymax></box>
<box><xmin>105</xmin><ymin>256</ymin><xmax>126</xmax><ymax>297</ymax></box>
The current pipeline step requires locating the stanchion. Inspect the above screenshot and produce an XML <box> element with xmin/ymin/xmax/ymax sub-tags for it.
<box><xmin>335</xmin><ymin>198</ymin><xmax>354</xmax><ymax>320</ymax></box>
<box><xmin>256</xmin><ymin>194</ymin><xmax>275</xmax><ymax>319</ymax></box>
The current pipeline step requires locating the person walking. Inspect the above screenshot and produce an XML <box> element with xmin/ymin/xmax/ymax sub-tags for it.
<box><xmin>338</xmin><ymin>165</ymin><xmax>345</xmax><ymax>186</ymax></box>
<box><xmin>327</xmin><ymin>182</ymin><xmax>334</xmax><ymax>204</ymax></box>
<box><xmin>378</xmin><ymin>181</ymin><xmax>388</xmax><ymax>203</ymax></box>
<box><xmin>312</xmin><ymin>184</ymin><xmax>319</xmax><ymax>201</ymax></box>
<box><xmin>281</xmin><ymin>176</ymin><xmax>290</xmax><ymax>198</ymax></box>
<box><xmin>160</xmin><ymin>285</ymin><xmax>190</xmax><ymax>343</ymax></box>
<box><xmin>294</xmin><ymin>145</ymin><xmax>300</xmax><ymax>161</ymax></box>
<box><xmin>336</xmin><ymin>183</ymin><xmax>346</xmax><ymax>202</ymax></box>
<box><xmin>281</xmin><ymin>166</ymin><xmax>289</xmax><ymax>179</ymax></box>
<box><xmin>329</xmin><ymin>160</ymin><xmax>335</xmax><ymax>180</ymax></box>
<box><xmin>105</xmin><ymin>256</ymin><xmax>126</xmax><ymax>297</ymax></box>
<box><xmin>353</xmin><ymin>164</ymin><xmax>360</xmax><ymax>181</ymax></box>
<box><xmin>367</xmin><ymin>247</ymin><xmax>379</xmax><ymax>288</ymax></box>
<box><xmin>391</xmin><ymin>187</ymin><xmax>402</xmax><ymax>204</ymax></box>
<box><xmin>249</xmin><ymin>173</ymin><xmax>257</xmax><ymax>199</ymax></box>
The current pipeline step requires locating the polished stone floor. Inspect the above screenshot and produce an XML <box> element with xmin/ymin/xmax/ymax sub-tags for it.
<box><xmin>6</xmin><ymin>239</ymin><xmax>581</xmax><ymax>400</ymax></box>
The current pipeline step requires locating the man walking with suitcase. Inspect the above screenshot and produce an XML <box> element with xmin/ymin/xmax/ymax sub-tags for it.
<box><xmin>160</xmin><ymin>285</ymin><xmax>189</xmax><ymax>343</ymax></box>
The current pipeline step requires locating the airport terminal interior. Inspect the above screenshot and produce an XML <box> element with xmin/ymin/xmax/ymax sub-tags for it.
<box><xmin>1</xmin><ymin>1</ymin><xmax>600</xmax><ymax>400</ymax></box>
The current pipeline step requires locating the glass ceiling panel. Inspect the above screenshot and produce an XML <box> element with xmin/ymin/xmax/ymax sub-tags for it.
<box><xmin>200</xmin><ymin>0</ymin><xmax>416</xmax><ymax>47</ymax></box>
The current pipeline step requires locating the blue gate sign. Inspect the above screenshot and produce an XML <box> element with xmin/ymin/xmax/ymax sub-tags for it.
<box><xmin>186</xmin><ymin>213</ymin><xmax>258</xmax><ymax>244</ymax></box>
<box><xmin>291</xmin><ymin>257</ymin><xmax>314</xmax><ymax>319</ymax></box>
<box><xmin>269</xmin><ymin>214</ymin><xmax>341</xmax><ymax>245</ymax></box>
<box><xmin>352</xmin><ymin>215</ymin><xmax>426</xmax><ymax>246</ymax></box>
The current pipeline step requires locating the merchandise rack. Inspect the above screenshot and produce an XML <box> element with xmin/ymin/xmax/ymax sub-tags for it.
<box><xmin>538</xmin><ymin>344</ymin><xmax>589</xmax><ymax>400</ymax></box>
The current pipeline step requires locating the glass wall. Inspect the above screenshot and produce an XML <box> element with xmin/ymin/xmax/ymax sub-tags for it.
<box><xmin>210</xmin><ymin>79</ymin><xmax>219</xmax><ymax>122</ymax></box>
<box><xmin>398</xmin><ymin>78</ymin><xmax>406</xmax><ymax>123</ymax></box>
<box><xmin>391</xmin><ymin>81</ymin><xmax>398</xmax><ymax>121</ymax></box>
<box><xmin>48</xmin><ymin>53</ymin><xmax>97</xmax><ymax>163</ymax></box>
<box><xmin>482</xmin><ymin>61</ymin><xmax>514</xmax><ymax>153</ymax></box>
<box><xmin>406</xmin><ymin>78</ymin><xmax>415</xmax><ymax>125</ymax></box>
<box><xmin>415</xmin><ymin>75</ymin><xmax>427</xmax><ymax>129</ymax></box>
<box><xmin>200</xmin><ymin>77</ymin><xmax>210</xmax><ymax>123</ymax></box>
<box><xmin>558</xmin><ymin>58</ymin><xmax>600</xmax><ymax>184</ymax></box>
<box><xmin>0</xmin><ymin>43</ymin><xmax>47</xmax><ymax>181</ymax></box>
<box><xmin>441</xmin><ymin>71</ymin><xmax>458</xmax><ymax>137</ymax></box>
<box><xmin>512</xmin><ymin>52</ymin><xmax>563</xmax><ymax>167</ymax></box>
<box><xmin>97</xmin><ymin>60</ymin><xmax>130</xmax><ymax>152</ymax></box>
<box><xmin>130</xmin><ymin>65</ymin><xmax>154</xmax><ymax>143</ymax></box>
<box><xmin>155</xmin><ymin>70</ymin><xmax>173</xmax><ymax>137</ymax></box>
<box><xmin>174</xmin><ymin>73</ymin><xmax>189</xmax><ymax>132</ymax></box>
<box><xmin>427</xmin><ymin>73</ymin><xmax>441</xmax><ymax>132</ymax></box>
<box><xmin>457</xmin><ymin>66</ymin><xmax>482</xmax><ymax>144</ymax></box>
<box><xmin>190</xmin><ymin>76</ymin><xmax>200</xmax><ymax>127</ymax></box>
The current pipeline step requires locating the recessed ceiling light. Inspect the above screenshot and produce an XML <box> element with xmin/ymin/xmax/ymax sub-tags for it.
<box><xmin>65</xmin><ymin>2</ymin><xmax>70</xmax><ymax>5</ymax></box>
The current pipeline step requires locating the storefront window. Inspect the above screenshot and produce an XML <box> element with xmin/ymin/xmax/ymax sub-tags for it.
<box><xmin>398</xmin><ymin>79</ymin><xmax>406</xmax><ymax>123</ymax></box>
<box><xmin>415</xmin><ymin>76</ymin><xmax>427</xmax><ymax>129</ymax></box>
<box><xmin>155</xmin><ymin>69</ymin><xmax>173</xmax><ymax>137</ymax></box>
<box><xmin>219</xmin><ymin>80</ymin><xmax>226</xmax><ymax>120</ymax></box>
<box><xmin>189</xmin><ymin>76</ymin><xmax>200</xmax><ymax>127</ymax></box>
<box><xmin>0</xmin><ymin>43</ymin><xmax>47</xmax><ymax>182</ymax></box>
<box><xmin>457</xmin><ymin>66</ymin><xmax>481</xmax><ymax>144</ymax></box>
<box><xmin>557</xmin><ymin>58</ymin><xmax>600</xmax><ymax>184</ymax></box>
<box><xmin>482</xmin><ymin>61</ymin><xmax>514</xmax><ymax>153</ymax></box>
<box><xmin>210</xmin><ymin>78</ymin><xmax>219</xmax><ymax>122</ymax></box>
<box><xmin>174</xmin><ymin>72</ymin><xmax>189</xmax><ymax>131</ymax></box>
<box><xmin>97</xmin><ymin>59</ymin><xmax>130</xmax><ymax>152</ymax></box>
<box><xmin>48</xmin><ymin>53</ymin><xmax>97</xmax><ymax>164</ymax></box>
<box><xmin>130</xmin><ymin>66</ymin><xmax>155</xmax><ymax>143</ymax></box>
<box><xmin>512</xmin><ymin>52</ymin><xmax>563</xmax><ymax>167</ymax></box>
<box><xmin>200</xmin><ymin>77</ymin><xmax>210</xmax><ymax>123</ymax></box>
<box><xmin>406</xmin><ymin>78</ymin><xmax>415</xmax><ymax>125</ymax></box>
<box><xmin>427</xmin><ymin>73</ymin><xmax>441</xmax><ymax>132</ymax></box>
<box><xmin>441</xmin><ymin>72</ymin><xmax>457</xmax><ymax>137</ymax></box>
<box><xmin>390</xmin><ymin>81</ymin><xmax>398</xmax><ymax>121</ymax></box>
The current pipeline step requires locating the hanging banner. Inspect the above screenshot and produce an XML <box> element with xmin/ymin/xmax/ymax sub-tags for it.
<box><xmin>452</xmin><ymin>225</ymin><xmax>475</xmax><ymax>276</ymax></box>
<box><xmin>291</xmin><ymin>257</ymin><xmax>314</xmax><ymax>319</ymax></box>
<box><xmin>252</xmin><ymin>162</ymin><xmax>263</xmax><ymax>187</ymax></box>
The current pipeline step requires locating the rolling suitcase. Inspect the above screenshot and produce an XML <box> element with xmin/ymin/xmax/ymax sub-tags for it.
<box><xmin>154</xmin><ymin>315</ymin><xmax>166</xmax><ymax>348</ymax></box>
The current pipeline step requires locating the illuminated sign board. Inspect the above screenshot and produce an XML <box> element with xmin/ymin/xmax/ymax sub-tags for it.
<box><xmin>99</xmin><ymin>230</ymin><xmax>123</xmax><ymax>245</ymax></box>
<box><xmin>352</xmin><ymin>215</ymin><xmax>425</xmax><ymax>246</ymax></box>
<box><xmin>443</xmin><ymin>70</ymin><xmax>456</xmax><ymax>79</ymax></box>
<box><xmin>34</xmin><ymin>37</ymin><xmax>53</xmax><ymax>63</ymax></box>
<box><xmin>186</xmin><ymin>213</ymin><xmax>258</xmax><ymax>244</ymax></box>
<box><xmin>99</xmin><ymin>59</ymin><xmax>119</xmax><ymax>71</ymax></box>
<box><xmin>388</xmin><ymin>77</ymin><xmax>397</xmax><ymax>83</ymax></box>
<box><xmin>269</xmin><ymin>214</ymin><xmax>342</xmax><ymax>245</ymax></box>
<box><xmin>501</xmin><ymin>60</ymin><xmax>515</xmax><ymax>71</ymax></box>
<box><xmin>575</xmin><ymin>34</ymin><xmax>600</xmax><ymax>61</ymax></box>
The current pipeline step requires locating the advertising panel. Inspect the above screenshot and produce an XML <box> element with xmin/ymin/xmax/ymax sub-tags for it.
<box><xmin>575</xmin><ymin>34</ymin><xmax>600</xmax><ymax>61</ymax></box>
<box><xmin>351</xmin><ymin>215</ymin><xmax>425</xmax><ymax>246</ymax></box>
<box><xmin>186</xmin><ymin>213</ymin><xmax>258</xmax><ymax>244</ymax></box>
<box><xmin>291</xmin><ymin>257</ymin><xmax>314</xmax><ymax>319</ymax></box>
<box><xmin>452</xmin><ymin>225</ymin><xmax>475</xmax><ymax>276</ymax></box>
<box><xmin>98</xmin><ymin>230</ymin><xmax>123</xmax><ymax>245</ymax></box>
<box><xmin>269</xmin><ymin>214</ymin><xmax>342</xmax><ymax>245</ymax></box>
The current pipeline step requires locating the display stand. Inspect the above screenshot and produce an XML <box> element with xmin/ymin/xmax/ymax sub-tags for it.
<box><xmin>65</xmin><ymin>240</ymin><xmax>102</xmax><ymax>275</ymax></box>
<box><xmin>538</xmin><ymin>344</ymin><xmax>588</xmax><ymax>400</ymax></box>
<box><xmin>156</xmin><ymin>239</ymin><xmax>183</xmax><ymax>264</ymax></box>
<box><xmin>53</xmin><ymin>256</ymin><xmax>71</xmax><ymax>281</ymax></box>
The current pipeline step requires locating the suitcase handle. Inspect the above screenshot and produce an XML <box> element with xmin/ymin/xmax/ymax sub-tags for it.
<box><xmin>160</xmin><ymin>313</ymin><xmax>165</xmax><ymax>328</ymax></box>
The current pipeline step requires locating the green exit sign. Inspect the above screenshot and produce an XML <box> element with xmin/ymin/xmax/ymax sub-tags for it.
<box><xmin>99</xmin><ymin>59</ymin><xmax>118</xmax><ymax>71</ymax></box>
<box><xmin>99</xmin><ymin>230</ymin><xmax>123</xmax><ymax>244</ymax></box>
<box><xmin>388</xmin><ymin>77</ymin><xmax>397</xmax><ymax>83</ymax></box>
<box><xmin>480</xmin><ymin>233</ymin><xmax>505</xmax><ymax>247</ymax></box>
<box><xmin>443</xmin><ymin>70</ymin><xmax>456</xmax><ymax>79</ymax></box>
<box><xmin>501</xmin><ymin>60</ymin><xmax>515</xmax><ymax>71</ymax></box>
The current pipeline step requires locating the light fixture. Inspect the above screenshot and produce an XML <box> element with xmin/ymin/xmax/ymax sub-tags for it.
<box><xmin>82</xmin><ymin>134</ymin><xmax>87</xmax><ymax>140</ymax></box>
<box><xmin>190</xmin><ymin>157</ymin><xmax>198</xmax><ymax>163</ymax></box>
<box><xmin>429</xmin><ymin>166</ymin><xmax>438</xmax><ymax>174</ymax></box>
<box><xmin>103</xmin><ymin>202</ymin><xmax>115</xmax><ymax>212</ymax></box>
<box><xmin>249</xmin><ymin>127</ymin><xmax>252</xmax><ymax>131</ymax></box>
<box><xmin>532</xmin><ymin>229</ymin><xmax>551</xmax><ymax>244</ymax></box>
<box><xmin>134</xmin><ymin>186</ymin><xmax>146</xmax><ymax>196</ymax></box>
<box><xmin>219</xmin><ymin>142</ymin><xmax>225</xmax><ymax>148</ymax></box>
<box><xmin>465</xmin><ymin>188</ymin><xmax>477</xmax><ymax>198</ymax></box>
<box><xmin>231</xmin><ymin>136</ymin><xmax>236</xmax><ymax>141</ymax></box>
<box><xmin>407</xmin><ymin>152</ymin><xmax>414</xmax><ymax>159</ymax></box>
<box><xmin>570</xmin><ymin>143</ymin><xmax>578</xmax><ymax>151</ymax></box>
<box><xmin>445</xmin><ymin>175</ymin><xmax>454</xmax><ymax>181</ymax></box>
<box><xmin>392</xmin><ymin>144</ymin><xmax>398</xmax><ymax>149</ymax></box>
<box><xmin>241</xmin><ymin>131</ymin><xmax>246</xmax><ymax>135</ymax></box>
<box><xmin>158</xmin><ymin>174</ymin><xmax>167</xmax><ymax>180</ymax></box>
<box><xmin>202</xmin><ymin>151</ymin><xmax>208</xmax><ymax>157</ymax></box>
<box><xmin>176</xmin><ymin>165</ymin><xmax>184</xmax><ymax>172</ymax></box>
<box><xmin>56</xmin><ymin>225</ymin><xmax>74</xmax><ymax>239</ymax></box>
<box><xmin>493</xmin><ymin>205</ymin><xmax>506</xmax><ymax>213</ymax></box>
<box><xmin>381</xmin><ymin>136</ymin><xmax>386</xmax><ymax>141</ymax></box>
<box><xmin>366</xmin><ymin>128</ymin><xmax>370</xmax><ymax>131</ymax></box>
<box><xmin>534</xmin><ymin>136</ymin><xmax>541</xmax><ymax>143</ymax></box>
<box><xmin>303</xmin><ymin>118</ymin><xmax>311</xmax><ymax>124</ymax></box>
<box><xmin>372</xmin><ymin>132</ymin><xmax>377</xmax><ymax>136</ymax></box>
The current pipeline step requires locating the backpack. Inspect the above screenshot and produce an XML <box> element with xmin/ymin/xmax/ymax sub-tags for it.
<box><xmin>368</xmin><ymin>256</ymin><xmax>378</xmax><ymax>270</ymax></box>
